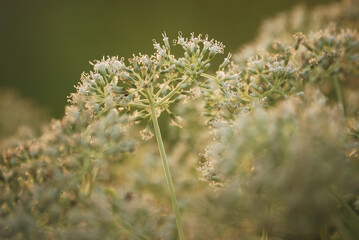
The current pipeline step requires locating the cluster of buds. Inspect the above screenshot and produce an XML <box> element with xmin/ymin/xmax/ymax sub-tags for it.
<box><xmin>202</xmin><ymin>24</ymin><xmax>359</xmax><ymax>123</ymax></box>
<box><xmin>70</xmin><ymin>32</ymin><xmax>232</xmax><ymax>140</ymax></box>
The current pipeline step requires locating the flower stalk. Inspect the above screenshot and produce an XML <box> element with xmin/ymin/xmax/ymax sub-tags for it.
<box><xmin>71</xmin><ymin>32</ymin><xmax>228</xmax><ymax>239</ymax></box>
<box><xmin>333</xmin><ymin>76</ymin><xmax>345</xmax><ymax>116</ymax></box>
<box><xmin>261</xmin><ymin>228</ymin><xmax>268</xmax><ymax>240</ymax></box>
<box><xmin>149</xmin><ymin>100</ymin><xmax>185</xmax><ymax>240</ymax></box>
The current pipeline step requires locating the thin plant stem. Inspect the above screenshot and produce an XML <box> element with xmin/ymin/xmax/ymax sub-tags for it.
<box><xmin>149</xmin><ymin>103</ymin><xmax>185</xmax><ymax>240</ymax></box>
<box><xmin>329</xmin><ymin>187</ymin><xmax>359</xmax><ymax>239</ymax></box>
<box><xmin>333</xmin><ymin>76</ymin><xmax>345</xmax><ymax>116</ymax></box>
<box><xmin>320</xmin><ymin>225</ymin><xmax>329</xmax><ymax>240</ymax></box>
<box><xmin>261</xmin><ymin>228</ymin><xmax>268</xmax><ymax>240</ymax></box>
<box><xmin>261</xmin><ymin>206</ymin><xmax>270</xmax><ymax>240</ymax></box>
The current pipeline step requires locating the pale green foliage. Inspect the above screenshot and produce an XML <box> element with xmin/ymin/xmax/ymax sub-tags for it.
<box><xmin>0</xmin><ymin>105</ymin><xmax>138</xmax><ymax>239</ymax></box>
<box><xmin>201</xmin><ymin>92</ymin><xmax>359</xmax><ymax>238</ymax></box>
<box><xmin>197</xmin><ymin>0</ymin><xmax>359</xmax><ymax>239</ymax></box>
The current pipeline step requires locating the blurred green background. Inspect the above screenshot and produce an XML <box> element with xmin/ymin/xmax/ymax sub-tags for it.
<box><xmin>0</xmin><ymin>0</ymin><xmax>335</xmax><ymax>118</ymax></box>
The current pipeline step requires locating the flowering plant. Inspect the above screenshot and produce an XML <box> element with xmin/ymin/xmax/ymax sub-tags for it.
<box><xmin>1</xmin><ymin>1</ymin><xmax>359</xmax><ymax>239</ymax></box>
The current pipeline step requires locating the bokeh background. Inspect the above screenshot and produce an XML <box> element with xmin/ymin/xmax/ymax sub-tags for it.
<box><xmin>0</xmin><ymin>0</ymin><xmax>336</xmax><ymax>118</ymax></box>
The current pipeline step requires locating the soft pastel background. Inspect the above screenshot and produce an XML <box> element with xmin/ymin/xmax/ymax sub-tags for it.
<box><xmin>0</xmin><ymin>0</ymin><xmax>335</xmax><ymax>117</ymax></box>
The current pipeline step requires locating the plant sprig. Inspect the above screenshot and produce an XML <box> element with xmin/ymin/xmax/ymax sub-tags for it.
<box><xmin>70</xmin><ymin>32</ymin><xmax>236</xmax><ymax>239</ymax></box>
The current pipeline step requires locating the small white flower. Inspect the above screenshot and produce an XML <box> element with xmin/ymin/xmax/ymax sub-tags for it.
<box><xmin>209</xmin><ymin>45</ymin><xmax>222</xmax><ymax>55</ymax></box>
<box><xmin>94</xmin><ymin>62</ymin><xmax>107</xmax><ymax>76</ymax></box>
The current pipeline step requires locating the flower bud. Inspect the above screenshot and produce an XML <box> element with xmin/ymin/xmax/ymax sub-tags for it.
<box><xmin>110</xmin><ymin>86</ymin><xmax>126</xmax><ymax>94</ymax></box>
<box><xmin>162</xmin><ymin>32</ymin><xmax>170</xmax><ymax>50</ymax></box>
<box><xmin>219</xmin><ymin>53</ymin><xmax>231</xmax><ymax>70</ymax></box>
<box><xmin>95</xmin><ymin>62</ymin><xmax>107</xmax><ymax>76</ymax></box>
<box><xmin>180</xmin><ymin>83</ymin><xmax>189</xmax><ymax>89</ymax></box>
<box><xmin>217</xmin><ymin>71</ymin><xmax>226</xmax><ymax>80</ymax></box>
<box><xmin>93</xmin><ymin>73</ymin><xmax>106</xmax><ymax>86</ymax></box>
<box><xmin>140</xmin><ymin>121</ymin><xmax>154</xmax><ymax>141</ymax></box>
<box><xmin>174</xmin><ymin>95</ymin><xmax>186</xmax><ymax>103</ymax></box>
<box><xmin>155</xmin><ymin>61</ymin><xmax>163</xmax><ymax>71</ymax></box>
<box><xmin>154</xmin><ymin>43</ymin><xmax>168</xmax><ymax>58</ymax></box>
<box><xmin>169</xmin><ymin>113</ymin><xmax>183</xmax><ymax>128</ymax></box>
<box><xmin>255</xmin><ymin>59</ymin><xmax>264</xmax><ymax>73</ymax></box>
<box><xmin>224</xmin><ymin>74</ymin><xmax>239</xmax><ymax>81</ymax></box>
<box><xmin>119</xmin><ymin>72</ymin><xmax>134</xmax><ymax>82</ymax></box>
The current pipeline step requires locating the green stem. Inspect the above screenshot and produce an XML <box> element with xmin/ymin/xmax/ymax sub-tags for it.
<box><xmin>200</xmin><ymin>73</ymin><xmax>217</xmax><ymax>81</ymax></box>
<box><xmin>320</xmin><ymin>225</ymin><xmax>329</xmax><ymax>240</ymax></box>
<box><xmin>261</xmin><ymin>205</ymin><xmax>270</xmax><ymax>240</ymax></box>
<box><xmin>261</xmin><ymin>228</ymin><xmax>268</xmax><ymax>240</ymax></box>
<box><xmin>156</xmin><ymin>77</ymin><xmax>189</xmax><ymax>107</ymax></box>
<box><xmin>149</xmin><ymin>103</ymin><xmax>185</xmax><ymax>240</ymax></box>
<box><xmin>333</xmin><ymin>76</ymin><xmax>345</xmax><ymax>116</ymax></box>
<box><xmin>201</xmin><ymin>73</ymin><xmax>221</xmax><ymax>89</ymax></box>
<box><xmin>127</xmin><ymin>102</ymin><xmax>149</xmax><ymax>109</ymax></box>
<box><xmin>329</xmin><ymin>187</ymin><xmax>359</xmax><ymax>240</ymax></box>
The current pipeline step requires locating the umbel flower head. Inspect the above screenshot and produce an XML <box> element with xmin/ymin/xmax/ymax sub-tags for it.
<box><xmin>201</xmin><ymin>24</ymin><xmax>359</xmax><ymax>124</ymax></box>
<box><xmin>69</xmin><ymin>32</ymin><xmax>233</xmax><ymax>139</ymax></box>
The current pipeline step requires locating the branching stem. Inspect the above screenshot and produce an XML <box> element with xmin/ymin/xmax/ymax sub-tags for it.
<box><xmin>156</xmin><ymin>77</ymin><xmax>189</xmax><ymax>107</ymax></box>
